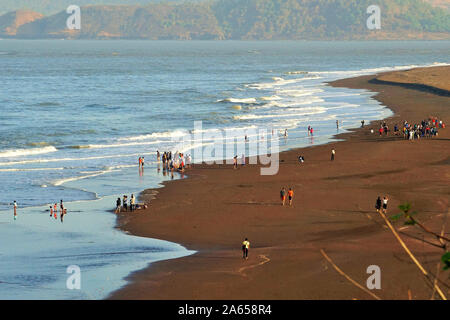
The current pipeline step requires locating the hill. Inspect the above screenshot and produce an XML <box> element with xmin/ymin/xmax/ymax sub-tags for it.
<box><xmin>0</xmin><ymin>10</ymin><xmax>43</xmax><ymax>36</ymax></box>
<box><xmin>1</xmin><ymin>0</ymin><xmax>449</xmax><ymax>40</ymax></box>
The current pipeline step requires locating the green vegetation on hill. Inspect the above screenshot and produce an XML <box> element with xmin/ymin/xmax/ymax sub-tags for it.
<box><xmin>2</xmin><ymin>0</ymin><xmax>449</xmax><ymax>40</ymax></box>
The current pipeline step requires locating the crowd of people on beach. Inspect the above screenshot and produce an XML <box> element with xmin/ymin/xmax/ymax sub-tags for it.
<box><xmin>49</xmin><ymin>200</ymin><xmax>67</xmax><ymax>223</ymax></box>
<box><xmin>115</xmin><ymin>194</ymin><xmax>148</xmax><ymax>214</ymax></box>
<box><xmin>157</xmin><ymin>150</ymin><xmax>191</xmax><ymax>173</ymax></box>
<box><xmin>376</xmin><ymin>117</ymin><xmax>445</xmax><ymax>140</ymax></box>
<box><xmin>10</xmin><ymin>199</ymin><xmax>68</xmax><ymax>222</ymax></box>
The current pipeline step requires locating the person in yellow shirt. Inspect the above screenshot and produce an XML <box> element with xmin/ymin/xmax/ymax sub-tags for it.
<box><xmin>242</xmin><ymin>238</ymin><xmax>250</xmax><ymax>259</ymax></box>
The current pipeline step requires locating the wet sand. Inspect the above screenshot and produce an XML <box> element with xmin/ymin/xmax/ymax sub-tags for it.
<box><xmin>109</xmin><ymin>67</ymin><xmax>450</xmax><ymax>300</ymax></box>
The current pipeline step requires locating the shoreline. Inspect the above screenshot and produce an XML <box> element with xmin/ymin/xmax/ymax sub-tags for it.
<box><xmin>109</xmin><ymin>66</ymin><xmax>449</xmax><ymax>300</ymax></box>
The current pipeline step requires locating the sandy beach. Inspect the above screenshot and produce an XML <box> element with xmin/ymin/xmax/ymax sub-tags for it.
<box><xmin>109</xmin><ymin>66</ymin><xmax>450</xmax><ymax>300</ymax></box>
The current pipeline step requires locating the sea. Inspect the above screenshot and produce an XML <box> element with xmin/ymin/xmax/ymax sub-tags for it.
<box><xmin>0</xmin><ymin>40</ymin><xmax>449</xmax><ymax>299</ymax></box>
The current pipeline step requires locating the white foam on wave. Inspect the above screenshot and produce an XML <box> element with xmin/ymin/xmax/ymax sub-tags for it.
<box><xmin>246</xmin><ymin>76</ymin><xmax>322</xmax><ymax>90</ymax></box>
<box><xmin>253</xmin><ymin>97</ymin><xmax>324</xmax><ymax>109</ymax></box>
<box><xmin>217</xmin><ymin>97</ymin><xmax>257</xmax><ymax>104</ymax></box>
<box><xmin>233</xmin><ymin>107</ymin><xmax>326</xmax><ymax>120</ymax></box>
<box><xmin>53</xmin><ymin>168</ymin><xmax>115</xmax><ymax>186</ymax></box>
<box><xmin>72</xmin><ymin>140</ymin><xmax>165</xmax><ymax>150</ymax></box>
<box><xmin>311</xmin><ymin>63</ymin><xmax>450</xmax><ymax>77</ymax></box>
<box><xmin>277</xmin><ymin>88</ymin><xmax>323</xmax><ymax>97</ymax></box>
<box><xmin>259</xmin><ymin>95</ymin><xmax>282</xmax><ymax>101</ymax></box>
<box><xmin>0</xmin><ymin>167</ymin><xmax>65</xmax><ymax>172</ymax></box>
<box><xmin>0</xmin><ymin>151</ymin><xmax>157</xmax><ymax>167</ymax></box>
<box><xmin>0</xmin><ymin>146</ymin><xmax>58</xmax><ymax>158</ymax></box>
<box><xmin>118</xmin><ymin>129</ymin><xmax>188</xmax><ymax>142</ymax></box>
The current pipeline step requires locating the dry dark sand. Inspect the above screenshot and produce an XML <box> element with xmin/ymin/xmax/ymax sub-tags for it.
<box><xmin>109</xmin><ymin>67</ymin><xmax>450</xmax><ymax>300</ymax></box>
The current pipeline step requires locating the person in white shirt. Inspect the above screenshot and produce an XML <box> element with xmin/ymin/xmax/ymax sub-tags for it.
<box><xmin>382</xmin><ymin>196</ymin><xmax>389</xmax><ymax>214</ymax></box>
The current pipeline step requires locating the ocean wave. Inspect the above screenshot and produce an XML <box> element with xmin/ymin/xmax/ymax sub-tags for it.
<box><xmin>277</xmin><ymin>88</ymin><xmax>323</xmax><ymax>97</ymax></box>
<box><xmin>0</xmin><ymin>167</ymin><xmax>65</xmax><ymax>172</ymax></box>
<box><xmin>311</xmin><ymin>63</ymin><xmax>450</xmax><ymax>77</ymax></box>
<box><xmin>0</xmin><ymin>146</ymin><xmax>58</xmax><ymax>158</ymax></box>
<box><xmin>53</xmin><ymin>169</ymin><xmax>114</xmax><ymax>186</ymax></box>
<box><xmin>253</xmin><ymin>98</ymin><xmax>324</xmax><ymax>109</ymax></box>
<box><xmin>217</xmin><ymin>98</ymin><xmax>257</xmax><ymax>104</ymax></box>
<box><xmin>259</xmin><ymin>95</ymin><xmax>282</xmax><ymax>101</ymax></box>
<box><xmin>118</xmin><ymin>130</ymin><xmax>188</xmax><ymax>142</ymax></box>
<box><xmin>26</xmin><ymin>142</ymin><xmax>52</xmax><ymax>147</ymax></box>
<box><xmin>246</xmin><ymin>76</ymin><xmax>322</xmax><ymax>90</ymax></box>
<box><xmin>233</xmin><ymin>107</ymin><xmax>326</xmax><ymax>120</ymax></box>
<box><xmin>0</xmin><ymin>151</ymin><xmax>157</xmax><ymax>167</ymax></box>
<box><xmin>284</xmin><ymin>71</ymin><xmax>309</xmax><ymax>75</ymax></box>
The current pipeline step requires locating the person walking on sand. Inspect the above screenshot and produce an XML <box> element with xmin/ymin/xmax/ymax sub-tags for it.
<box><xmin>280</xmin><ymin>187</ymin><xmax>286</xmax><ymax>206</ymax></box>
<box><xmin>382</xmin><ymin>196</ymin><xmax>389</xmax><ymax>214</ymax></box>
<box><xmin>12</xmin><ymin>201</ymin><xmax>17</xmax><ymax>220</ymax></box>
<box><xmin>288</xmin><ymin>188</ymin><xmax>294</xmax><ymax>206</ymax></box>
<box><xmin>233</xmin><ymin>156</ymin><xmax>238</xmax><ymax>169</ymax></box>
<box><xmin>375</xmin><ymin>196</ymin><xmax>382</xmax><ymax>213</ymax></box>
<box><xmin>242</xmin><ymin>238</ymin><xmax>250</xmax><ymax>259</ymax></box>
<box><xmin>331</xmin><ymin>149</ymin><xmax>335</xmax><ymax>161</ymax></box>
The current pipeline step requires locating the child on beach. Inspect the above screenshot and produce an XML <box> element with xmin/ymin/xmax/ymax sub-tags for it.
<box><xmin>242</xmin><ymin>238</ymin><xmax>250</xmax><ymax>259</ymax></box>
<box><xmin>50</xmin><ymin>205</ymin><xmax>53</xmax><ymax>217</ymax></box>
<box><xmin>331</xmin><ymin>149</ymin><xmax>335</xmax><ymax>161</ymax></box>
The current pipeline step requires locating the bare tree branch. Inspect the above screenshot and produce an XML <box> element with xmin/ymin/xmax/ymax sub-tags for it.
<box><xmin>320</xmin><ymin>249</ymin><xmax>382</xmax><ymax>300</ymax></box>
